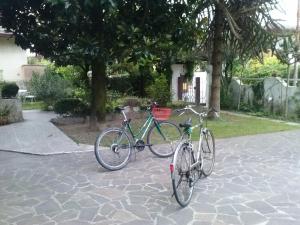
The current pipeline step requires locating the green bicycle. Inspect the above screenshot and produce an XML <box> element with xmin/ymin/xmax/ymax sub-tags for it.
<box><xmin>94</xmin><ymin>103</ymin><xmax>181</xmax><ymax>171</ymax></box>
<box><xmin>170</xmin><ymin>105</ymin><xmax>215</xmax><ymax>207</ymax></box>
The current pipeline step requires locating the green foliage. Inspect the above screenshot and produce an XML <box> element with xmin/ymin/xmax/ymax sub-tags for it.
<box><xmin>54</xmin><ymin>98</ymin><xmax>89</xmax><ymax>116</ymax></box>
<box><xmin>1</xmin><ymin>83</ymin><xmax>19</xmax><ymax>98</ymax></box>
<box><xmin>22</xmin><ymin>101</ymin><xmax>46</xmax><ymax>110</ymax></box>
<box><xmin>234</xmin><ymin>54</ymin><xmax>288</xmax><ymax>78</ymax></box>
<box><xmin>121</xmin><ymin>96</ymin><xmax>140</xmax><ymax>107</ymax></box>
<box><xmin>0</xmin><ymin>105</ymin><xmax>10</xmax><ymax>117</ymax></box>
<box><xmin>0</xmin><ymin>105</ymin><xmax>10</xmax><ymax>125</ymax></box>
<box><xmin>0</xmin><ymin>82</ymin><xmax>6</xmax><ymax>93</ymax></box>
<box><xmin>166</xmin><ymin>101</ymin><xmax>188</xmax><ymax>109</ymax></box>
<box><xmin>29</xmin><ymin>67</ymin><xmax>72</xmax><ymax>106</ymax></box>
<box><xmin>146</xmin><ymin>74</ymin><xmax>171</xmax><ymax>106</ymax></box>
<box><xmin>107</xmin><ymin>76</ymin><xmax>134</xmax><ymax>95</ymax></box>
<box><xmin>185</xmin><ymin>61</ymin><xmax>195</xmax><ymax>80</ymax></box>
<box><xmin>220</xmin><ymin>84</ymin><xmax>232</xmax><ymax>110</ymax></box>
<box><xmin>252</xmin><ymin>81</ymin><xmax>264</xmax><ymax>109</ymax></box>
<box><xmin>0</xmin><ymin>0</ymin><xmax>205</xmax><ymax>121</ymax></box>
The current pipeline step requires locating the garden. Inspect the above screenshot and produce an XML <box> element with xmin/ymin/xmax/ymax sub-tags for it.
<box><xmin>3</xmin><ymin>61</ymin><xmax>298</xmax><ymax>144</ymax></box>
<box><xmin>1</xmin><ymin>0</ymin><xmax>300</xmax><ymax>136</ymax></box>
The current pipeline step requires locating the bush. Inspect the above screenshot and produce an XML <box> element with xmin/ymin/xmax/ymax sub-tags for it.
<box><xmin>108</xmin><ymin>76</ymin><xmax>133</xmax><ymax>94</ymax></box>
<box><xmin>1</xmin><ymin>83</ymin><xmax>19</xmax><ymax>98</ymax></box>
<box><xmin>54</xmin><ymin>98</ymin><xmax>89</xmax><ymax>116</ymax></box>
<box><xmin>29</xmin><ymin>67</ymin><xmax>72</xmax><ymax>107</ymax></box>
<box><xmin>167</xmin><ymin>101</ymin><xmax>188</xmax><ymax>109</ymax></box>
<box><xmin>146</xmin><ymin>74</ymin><xmax>170</xmax><ymax>106</ymax></box>
<box><xmin>122</xmin><ymin>96</ymin><xmax>140</xmax><ymax>107</ymax></box>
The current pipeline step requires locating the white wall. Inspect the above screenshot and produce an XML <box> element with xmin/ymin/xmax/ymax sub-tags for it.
<box><xmin>0</xmin><ymin>36</ymin><xmax>27</xmax><ymax>82</ymax></box>
<box><xmin>171</xmin><ymin>64</ymin><xmax>208</xmax><ymax>106</ymax></box>
<box><xmin>264</xmin><ymin>77</ymin><xmax>299</xmax><ymax>113</ymax></box>
<box><xmin>193</xmin><ymin>71</ymin><xmax>207</xmax><ymax>104</ymax></box>
<box><xmin>171</xmin><ymin>64</ymin><xmax>186</xmax><ymax>101</ymax></box>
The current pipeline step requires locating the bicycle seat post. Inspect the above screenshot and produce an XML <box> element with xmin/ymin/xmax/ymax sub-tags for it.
<box><xmin>121</xmin><ymin>109</ymin><xmax>128</xmax><ymax>122</ymax></box>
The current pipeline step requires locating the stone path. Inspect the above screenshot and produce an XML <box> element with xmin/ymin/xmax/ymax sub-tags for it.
<box><xmin>0</xmin><ymin>110</ymin><xmax>92</xmax><ymax>155</ymax></box>
<box><xmin>1</xmin><ymin>129</ymin><xmax>300</xmax><ymax>224</ymax></box>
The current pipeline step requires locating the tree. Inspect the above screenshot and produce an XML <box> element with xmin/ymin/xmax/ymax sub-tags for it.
<box><xmin>195</xmin><ymin>0</ymin><xmax>280</xmax><ymax>118</ymax></box>
<box><xmin>0</xmin><ymin>0</ymin><xmax>194</xmax><ymax>128</ymax></box>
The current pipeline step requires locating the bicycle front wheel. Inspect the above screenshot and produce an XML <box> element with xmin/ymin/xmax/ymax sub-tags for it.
<box><xmin>171</xmin><ymin>142</ymin><xmax>194</xmax><ymax>207</ymax></box>
<box><xmin>94</xmin><ymin>128</ymin><xmax>132</xmax><ymax>171</ymax></box>
<box><xmin>147</xmin><ymin>121</ymin><xmax>181</xmax><ymax>157</ymax></box>
<box><xmin>201</xmin><ymin>129</ymin><xmax>215</xmax><ymax>177</ymax></box>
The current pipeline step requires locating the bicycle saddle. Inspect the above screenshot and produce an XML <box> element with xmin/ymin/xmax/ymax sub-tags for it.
<box><xmin>179</xmin><ymin>118</ymin><xmax>192</xmax><ymax>128</ymax></box>
<box><xmin>115</xmin><ymin>106</ymin><xmax>124</xmax><ymax>111</ymax></box>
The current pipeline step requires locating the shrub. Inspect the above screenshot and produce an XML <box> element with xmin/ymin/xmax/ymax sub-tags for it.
<box><xmin>167</xmin><ymin>101</ymin><xmax>188</xmax><ymax>109</ymax></box>
<box><xmin>122</xmin><ymin>96</ymin><xmax>140</xmax><ymax>107</ymax></box>
<box><xmin>0</xmin><ymin>105</ymin><xmax>10</xmax><ymax>117</ymax></box>
<box><xmin>0</xmin><ymin>105</ymin><xmax>10</xmax><ymax>125</ymax></box>
<box><xmin>1</xmin><ymin>83</ymin><xmax>19</xmax><ymax>98</ymax></box>
<box><xmin>54</xmin><ymin>98</ymin><xmax>89</xmax><ymax>116</ymax></box>
<box><xmin>29</xmin><ymin>67</ymin><xmax>72</xmax><ymax>106</ymax></box>
<box><xmin>146</xmin><ymin>74</ymin><xmax>170</xmax><ymax>106</ymax></box>
<box><xmin>107</xmin><ymin>76</ymin><xmax>133</xmax><ymax>95</ymax></box>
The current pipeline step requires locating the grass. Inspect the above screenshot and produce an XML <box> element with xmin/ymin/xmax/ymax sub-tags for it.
<box><xmin>22</xmin><ymin>101</ymin><xmax>46</xmax><ymax>110</ymax></box>
<box><xmin>168</xmin><ymin>111</ymin><xmax>300</xmax><ymax>140</ymax></box>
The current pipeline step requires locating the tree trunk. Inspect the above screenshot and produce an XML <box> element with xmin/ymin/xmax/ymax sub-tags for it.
<box><xmin>208</xmin><ymin>2</ymin><xmax>225</xmax><ymax>119</ymax></box>
<box><xmin>89</xmin><ymin>60</ymin><xmax>106</xmax><ymax>130</ymax></box>
<box><xmin>294</xmin><ymin>0</ymin><xmax>300</xmax><ymax>86</ymax></box>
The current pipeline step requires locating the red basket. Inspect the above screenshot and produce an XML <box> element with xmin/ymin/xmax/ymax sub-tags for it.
<box><xmin>152</xmin><ymin>108</ymin><xmax>172</xmax><ymax>121</ymax></box>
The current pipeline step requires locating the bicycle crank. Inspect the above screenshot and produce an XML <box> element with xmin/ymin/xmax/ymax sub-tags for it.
<box><xmin>134</xmin><ymin>140</ymin><xmax>146</xmax><ymax>151</ymax></box>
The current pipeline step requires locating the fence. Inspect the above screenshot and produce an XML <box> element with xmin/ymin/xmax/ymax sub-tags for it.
<box><xmin>228</xmin><ymin>76</ymin><xmax>300</xmax><ymax>119</ymax></box>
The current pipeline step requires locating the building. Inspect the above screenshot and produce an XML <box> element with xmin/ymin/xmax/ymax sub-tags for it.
<box><xmin>0</xmin><ymin>27</ymin><xmax>28</xmax><ymax>82</ymax></box>
<box><xmin>0</xmin><ymin>27</ymin><xmax>46</xmax><ymax>89</ymax></box>
<box><xmin>171</xmin><ymin>64</ymin><xmax>210</xmax><ymax>107</ymax></box>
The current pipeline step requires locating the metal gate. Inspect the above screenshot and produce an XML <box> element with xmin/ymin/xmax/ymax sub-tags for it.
<box><xmin>177</xmin><ymin>76</ymin><xmax>206</xmax><ymax>105</ymax></box>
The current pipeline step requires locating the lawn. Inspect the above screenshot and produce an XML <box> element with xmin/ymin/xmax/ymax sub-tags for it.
<box><xmin>54</xmin><ymin>110</ymin><xmax>300</xmax><ymax>145</ymax></box>
<box><xmin>22</xmin><ymin>101</ymin><xmax>46</xmax><ymax>110</ymax></box>
<box><xmin>170</xmin><ymin>112</ymin><xmax>300</xmax><ymax>140</ymax></box>
<box><xmin>121</xmin><ymin>111</ymin><xmax>300</xmax><ymax>141</ymax></box>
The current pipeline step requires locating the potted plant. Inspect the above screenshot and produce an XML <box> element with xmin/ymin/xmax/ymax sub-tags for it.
<box><xmin>0</xmin><ymin>105</ymin><xmax>10</xmax><ymax>126</ymax></box>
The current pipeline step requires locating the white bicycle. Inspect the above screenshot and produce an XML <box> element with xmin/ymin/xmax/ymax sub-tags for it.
<box><xmin>170</xmin><ymin>105</ymin><xmax>215</xmax><ymax>207</ymax></box>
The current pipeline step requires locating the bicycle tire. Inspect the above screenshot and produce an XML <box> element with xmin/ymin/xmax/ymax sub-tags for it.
<box><xmin>171</xmin><ymin>142</ymin><xmax>194</xmax><ymax>207</ymax></box>
<box><xmin>94</xmin><ymin>128</ymin><xmax>132</xmax><ymax>171</ymax></box>
<box><xmin>201</xmin><ymin>129</ymin><xmax>215</xmax><ymax>177</ymax></box>
<box><xmin>147</xmin><ymin>121</ymin><xmax>181</xmax><ymax>158</ymax></box>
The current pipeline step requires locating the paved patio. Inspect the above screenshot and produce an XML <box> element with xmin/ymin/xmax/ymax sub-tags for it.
<box><xmin>0</xmin><ymin>110</ymin><xmax>92</xmax><ymax>155</ymax></box>
<box><xmin>1</xmin><ymin>129</ymin><xmax>300</xmax><ymax>225</ymax></box>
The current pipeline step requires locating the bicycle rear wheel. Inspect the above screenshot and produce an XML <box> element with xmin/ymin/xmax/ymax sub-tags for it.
<box><xmin>201</xmin><ymin>129</ymin><xmax>215</xmax><ymax>177</ymax></box>
<box><xmin>147</xmin><ymin>121</ymin><xmax>181</xmax><ymax>157</ymax></box>
<box><xmin>94</xmin><ymin>128</ymin><xmax>132</xmax><ymax>171</ymax></box>
<box><xmin>170</xmin><ymin>142</ymin><xmax>194</xmax><ymax>207</ymax></box>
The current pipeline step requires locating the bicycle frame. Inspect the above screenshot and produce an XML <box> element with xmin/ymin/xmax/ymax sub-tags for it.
<box><xmin>121</xmin><ymin>110</ymin><xmax>163</xmax><ymax>142</ymax></box>
<box><xmin>178</xmin><ymin>106</ymin><xmax>207</xmax><ymax>172</ymax></box>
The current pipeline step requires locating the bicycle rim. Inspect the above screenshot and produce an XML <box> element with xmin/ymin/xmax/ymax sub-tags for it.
<box><xmin>147</xmin><ymin>121</ymin><xmax>181</xmax><ymax>158</ymax></box>
<box><xmin>94</xmin><ymin>128</ymin><xmax>131</xmax><ymax>171</ymax></box>
<box><xmin>201</xmin><ymin>129</ymin><xmax>215</xmax><ymax>177</ymax></box>
<box><xmin>171</xmin><ymin>143</ymin><xmax>194</xmax><ymax>207</ymax></box>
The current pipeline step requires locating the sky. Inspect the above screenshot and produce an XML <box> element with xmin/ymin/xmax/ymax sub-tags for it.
<box><xmin>272</xmin><ymin>0</ymin><xmax>298</xmax><ymax>28</ymax></box>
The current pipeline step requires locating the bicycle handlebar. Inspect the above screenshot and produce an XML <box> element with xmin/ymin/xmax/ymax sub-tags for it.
<box><xmin>116</xmin><ymin>102</ymin><xmax>159</xmax><ymax>121</ymax></box>
<box><xmin>176</xmin><ymin>105</ymin><xmax>207</xmax><ymax>118</ymax></box>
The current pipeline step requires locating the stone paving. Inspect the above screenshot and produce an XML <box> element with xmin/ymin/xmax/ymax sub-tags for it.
<box><xmin>1</xmin><ymin>129</ymin><xmax>300</xmax><ymax>225</ymax></box>
<box><xmin>0</xmin><ymin>110</ymin><xmax>92</xmax><ymax>155</ymax></box>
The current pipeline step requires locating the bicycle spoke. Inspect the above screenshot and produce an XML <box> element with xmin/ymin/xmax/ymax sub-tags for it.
<box><xmin>94</xmin><ymin>128</ymin><xmax>132</xmax><ymax>171</ymax></box>
<box><xmin>171</xmin><ymin>143</ymin><xmax>194</xmax><ymax>207</ymax></box>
